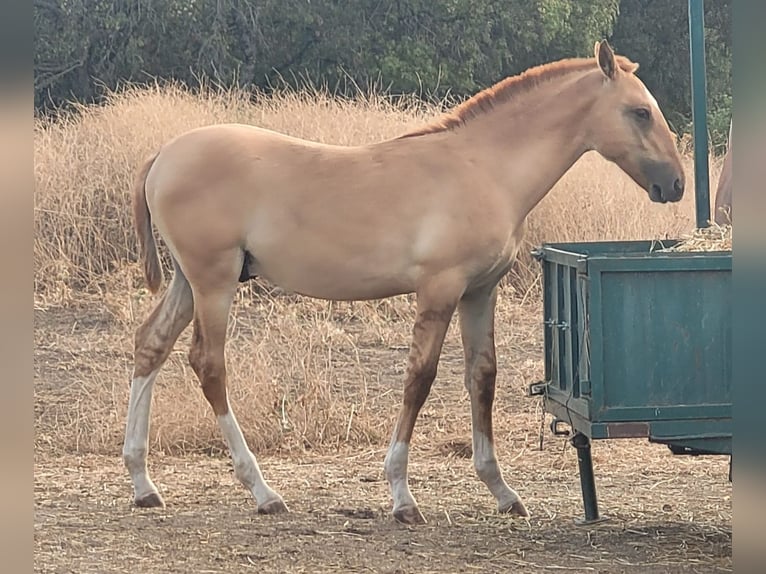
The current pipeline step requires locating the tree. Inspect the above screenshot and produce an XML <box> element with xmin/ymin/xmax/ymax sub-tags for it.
<box><xmin>34</xmin><ymin>0</ymin><xmax>622</xmax><ymax>110</ymax></box>
<box><xmin>34</xmin><ymin>0</ymin><xmax>731</xmax><ymax>150</ymax></box>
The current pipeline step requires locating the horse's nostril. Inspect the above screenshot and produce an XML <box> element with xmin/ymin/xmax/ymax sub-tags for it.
<box><xmin>674</xmin><ymin>178</ymin><xmax>684</xmax><ymax>194</ymax></box>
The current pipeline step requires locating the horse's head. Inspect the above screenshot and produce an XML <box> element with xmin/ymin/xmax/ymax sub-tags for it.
<box><xmin>588</xmin><ymin>41</ymin><xmax>686</xmax><ymax>203</ymax></box>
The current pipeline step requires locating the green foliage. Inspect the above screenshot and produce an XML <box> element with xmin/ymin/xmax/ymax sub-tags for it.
<box><xmin>34</xmin><ymin>0</ymin><xmax>619</xmax><ymax>108</ymax></box>
<box><xmin>35</xmin><ymin>0</ymin><xmax>205</xmax><ymax>108</ymax></box>
<box><xmin>34</xmin><ymin>0</ymin><xmax>731</xmax><ymax>149</ymax></box>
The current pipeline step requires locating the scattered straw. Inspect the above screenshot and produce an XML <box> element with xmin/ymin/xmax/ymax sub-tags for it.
<box><xmin>657</xmin><ymin>223</ymin><xmax>732</xmax><ymax>253</ymax></box>
<box><xmin>34</xmin><ymin>450</ymin><xmax>732</xmax><ymax>573</ymax></box>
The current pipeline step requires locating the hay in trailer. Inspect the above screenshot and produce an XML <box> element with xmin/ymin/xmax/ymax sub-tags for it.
<box><xmin>656</xmin><ymin>222</ymin><xmax>732</xmax><ymax>253</ymax></box>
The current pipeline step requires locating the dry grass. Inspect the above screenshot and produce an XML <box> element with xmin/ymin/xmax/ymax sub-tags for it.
<box><xmin>658</xmin><ymin>222</ymin><xmax>732</xmax><ymax>252</ymax></box>
<box><xmin>33</xmin><ymin>82</ymin><xmax>432</xmax><ymax>300</ymax></box>
<box><xmin>34</xmin><ymin>83</ymin><xmax>726</xmax><ymax>457</ymax></box>
<box><xmin>34</xmin><ymin>288</ymin><xmax>545</xmax><ymax>457</ymax></box>
<box><xmin>34</xmin><ymin>81</ymin><xmax>720</xmax><ymax>300</ymax></box>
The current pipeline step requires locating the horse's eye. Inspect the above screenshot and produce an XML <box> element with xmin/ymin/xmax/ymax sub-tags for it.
<box><xmin>634</xmin><ymin>107</ymin><xmax>651</xmax><ymax>121</ymax></box>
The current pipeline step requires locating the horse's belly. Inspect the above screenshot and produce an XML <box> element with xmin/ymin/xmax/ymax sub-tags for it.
<box><xmin>244</xmin><ymin>239</ymin><xmax>417</xmax><ymax>301</ymax></box>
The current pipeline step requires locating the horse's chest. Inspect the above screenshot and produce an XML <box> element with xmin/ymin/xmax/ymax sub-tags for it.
<box><xmin>467</xmin><ymin>250</ymin><xmax>516</xmax><ymax>291</ymax></box>
<box><xmin>468</xmin><ymin>226</ymin><xmax>524</xmax><ymax>288</ymax></box>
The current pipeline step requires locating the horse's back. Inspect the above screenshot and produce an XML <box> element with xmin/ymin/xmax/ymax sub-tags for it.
<box><xmin>144</xmin><ymin>123</ymin><xmax>343</xmax><ymax>220</ymax></box>
<box><xmin>139</xmin><ymin>122</ymin><xmax>518</xmax><ymax>300</ymax></box>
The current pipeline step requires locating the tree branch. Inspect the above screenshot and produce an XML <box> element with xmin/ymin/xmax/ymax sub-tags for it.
<box><xmin>34</xmin><ymin>59</ymin><xmax>84</xmax><ymax>90</ymax></box>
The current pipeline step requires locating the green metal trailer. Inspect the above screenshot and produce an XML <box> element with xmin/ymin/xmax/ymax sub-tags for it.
<box><xmin>530</xmin><ymin>0</ymin><xmax>732</xmax><ymax>524</ymax></box>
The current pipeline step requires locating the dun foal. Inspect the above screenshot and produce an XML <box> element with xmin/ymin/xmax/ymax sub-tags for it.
<box><xmin>124</xmin><ymin>41</ymin><xmax>685</xmax><ymax>524</ymax></box>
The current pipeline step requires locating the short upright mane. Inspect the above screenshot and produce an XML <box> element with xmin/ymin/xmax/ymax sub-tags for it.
<box><xmin>399</xmin><ymin>55</ymin><xmax>638</xmax><ymax>139</ymax></box>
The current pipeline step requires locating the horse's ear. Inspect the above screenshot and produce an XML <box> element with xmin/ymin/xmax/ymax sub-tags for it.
<box><xmin>596</xmin><ymin>40</ymin><xmax>617</xmax><ymax>80</ymax></box>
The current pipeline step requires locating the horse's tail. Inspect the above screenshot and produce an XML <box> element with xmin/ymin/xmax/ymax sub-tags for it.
<box><xmin>132</xmin><ymin>152</ymin><xmax>163</xmax><ymax>293</ymax></box>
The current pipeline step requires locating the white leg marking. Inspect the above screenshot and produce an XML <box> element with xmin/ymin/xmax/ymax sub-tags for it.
<box><xmin>384</xmin><ymin>440</ymin><xmax>417</xmax><ymax>511</ymax></box>
<box><xmin>473</xmin><ymin>431</ymin><xmax>521</xmax><ymax>511</ymax></box>
<box><xmin>217</xmin><ymin>403</ymin><xmax>285</xmax><ymax>509</ymax></box>
<box><xmin>123</xmin><ymin>370</ymin><xmax>161</xmax><ymax>502</ymax></box>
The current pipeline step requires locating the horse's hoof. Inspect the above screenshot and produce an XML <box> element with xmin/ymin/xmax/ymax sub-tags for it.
<box><xmin>499</xmin><ymin>499</ymin><xmax>529</xmax><ymax>518</ymax></box>
<box><xmin>393</xmin><ymin>505</ymin><xmax>427</xmax><ymax>525</ymax></box>
<box><xmin>135</xmin><ymin>492</ymin><xmax>165</xmax><ymax>508</ymax></box>
<box><xmin>258</xmin><ymin>498</ymin><xmax>289</xmax><ymax>515</ymax></box>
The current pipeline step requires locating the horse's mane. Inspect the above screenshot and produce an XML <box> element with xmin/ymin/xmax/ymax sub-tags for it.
<box><xmin>398</xmin><ymin>55</ymin><xmax>639</xmax><ymax>139</ymax></box>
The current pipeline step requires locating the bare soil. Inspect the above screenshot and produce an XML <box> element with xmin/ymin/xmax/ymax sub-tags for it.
<box><xmin>34</xmin><ymin>304</ymin><xmax>732</xmax><ymax>573</ymax></box>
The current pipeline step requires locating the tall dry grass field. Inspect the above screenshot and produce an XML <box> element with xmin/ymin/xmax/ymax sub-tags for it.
<box><xmin>34</xmin><ymin>84</ymin><xmax>723</xmax><ymax>459</ymax></box>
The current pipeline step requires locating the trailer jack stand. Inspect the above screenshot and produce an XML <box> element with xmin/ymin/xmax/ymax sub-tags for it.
<box><xmin>571</xmin><ymin>432</ymin><xmax>610</xmax><ymax>526</ymax></box>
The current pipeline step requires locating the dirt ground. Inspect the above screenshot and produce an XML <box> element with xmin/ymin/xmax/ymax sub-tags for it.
<box><xmin>34</xmin><ymin>303</ymin><xmax>732</xmax><ymax>573</ymax></box>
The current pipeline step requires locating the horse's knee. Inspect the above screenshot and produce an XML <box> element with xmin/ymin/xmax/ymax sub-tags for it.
<box><xmin>416</xmin><ymin>361</ymin><xmax>438</xmax><ymax>385</ymax></box>
<box><xmin>404</xmin><ymin>360</ymin><xmax>438</xmax><ymax>408</ymax></box>
<box><xmin>474</xmin><ymin>364</ymin><xmax>497</xmax><ymax>403</ymax></box>
<box><xmin>467</xmin><ymin>355</ymin><xmax>497</xmax><ymax>404</ymax></box>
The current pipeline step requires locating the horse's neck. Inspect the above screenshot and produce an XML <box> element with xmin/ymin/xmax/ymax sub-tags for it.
<box><xmin>458</xmin><ymin>72</ymin><xmax>596</xmax><ymax>221</ymax></box>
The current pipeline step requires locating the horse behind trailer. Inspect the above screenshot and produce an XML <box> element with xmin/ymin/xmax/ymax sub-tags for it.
<box><xmin>714</xmin><ymin>119</ymin><xmax>733</xmax><ymax>225</ymax></box>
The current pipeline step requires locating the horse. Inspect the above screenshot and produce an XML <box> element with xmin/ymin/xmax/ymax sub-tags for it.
<box><xmin>123</xmin><ymin>41</ymin><xmax>685</xmax><ymax>524</ymax></box>
<box><xmin>714</xmin><ymin>118</ymin><xmax>733</xmax><ymax>225</ymax></box>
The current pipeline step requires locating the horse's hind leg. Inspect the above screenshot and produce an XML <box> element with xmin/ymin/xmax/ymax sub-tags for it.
<box><xmin>123</xmin><ymin>264</ymin><xmax>194</xmax><ymax>507</ymax></box>
<box><xmin>186</xmin><ymin>255</ymin><xmax>287</xmax><ymax>514</ymax></box>
<box><xmin>458</xmin><ymin>286</ymin><xmax>528</xmax><ymax>517</ymax></box>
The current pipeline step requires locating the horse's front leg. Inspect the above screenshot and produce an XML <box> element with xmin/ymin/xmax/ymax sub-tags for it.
<box><xmin>383</xmin><ymin>277</ymin><xmax>461</xmax><ymax>524</ymax></box>
<box><xmin>458</xmin><ymin>285</ymin><xmax>529</xmax><ymax>517</ymax></box>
